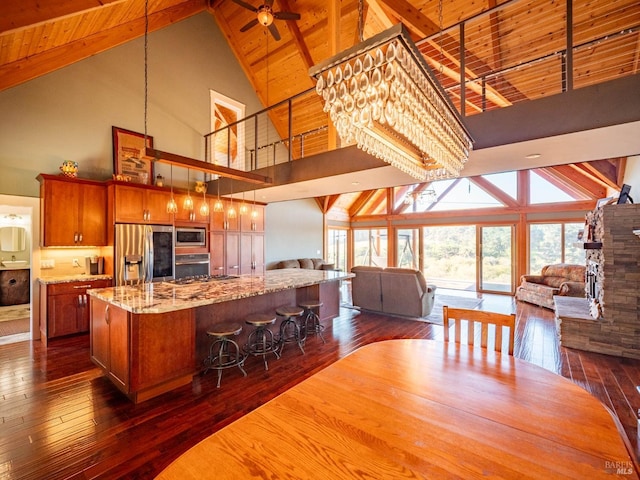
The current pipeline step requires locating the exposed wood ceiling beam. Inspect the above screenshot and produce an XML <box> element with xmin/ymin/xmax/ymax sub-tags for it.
<box><xmin>278</xmin><ymin>0</ymin><xmax>315</xmax><ymax>71</ymax></box>
<box><xmin>536</xmin><ymin>166</ymin><xmax>605</xmax><ymax>199</ymax></box>
<box><xmin>367</xmin><ymin>0</ymin><xmax>438</xmax><ymax>38</ymax></box>
<box><xmin>569</xmin><ymin>160</ymin><xmax>622</xmax><ymax>191</ymax></box>
<box><xmin>0</xmin><ymin>0</ymin><xmax>126</xmax><ymax>34</ymax></box>
<box><xmin>315</xmin><ymin>194</ymin><xmax>340</xmax><ymax>213</ymax></box>
<box><xmin>349</xmin><ymin>189</ymin><xmax>377</xmax><ymax>217</ymax></box>
<box><xmin>0</xmin><ymin>0</ymin><xmax>207</xmax><ymax>92</ymax></box>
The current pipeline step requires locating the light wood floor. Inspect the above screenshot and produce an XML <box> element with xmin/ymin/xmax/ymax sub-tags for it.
<box><xmin>1</xmin><ymin>290</ymin><xmax>639</xmax><ymax>479</ymax></box>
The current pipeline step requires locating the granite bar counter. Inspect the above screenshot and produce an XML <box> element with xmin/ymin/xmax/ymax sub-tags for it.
<box><xmin>87</xmin><ymin>269</ymin><xmax>352</xmax><ymax>403</ymax></box>
<box><xmin>87</xmin><ymin>268</ymin><xmax>351</xmax><ymax>314</ymax></box>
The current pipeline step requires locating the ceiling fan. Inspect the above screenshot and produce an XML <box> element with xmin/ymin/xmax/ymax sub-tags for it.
<box><xmin>231</xmin><ymin>0</ymin><xmax>300</xmax><ymax>41</ymax></box>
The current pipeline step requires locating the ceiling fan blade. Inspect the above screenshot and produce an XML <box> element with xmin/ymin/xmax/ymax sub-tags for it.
<box><xmin>230</xmin><ymin>0</ymin><xmax>257</xmax><ymax>12</ymax></box>
<box><xmin>268</xmin><ymin>22</ymin><xmax>281</xmax><ymax>41</ymax></box>
<box><xmin>273</xmin><ymin>11</ymin><xmax>300</xmax><ymax>21</ymax></box>
<box><xmin>240</xmin><ymin>18</ymin><xmax>260</xmax><ymax>32</ymax></box>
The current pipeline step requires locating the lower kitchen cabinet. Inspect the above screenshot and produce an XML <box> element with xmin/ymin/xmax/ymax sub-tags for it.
<box><xmin>39</xmin><ymin>279</ymin><xmax>112</xmax><ymax>346</ymax></box>
<box><xmin>90</xmin><ymin>297</ymin><xmax>195</xmax><ymax>403</ymax></box>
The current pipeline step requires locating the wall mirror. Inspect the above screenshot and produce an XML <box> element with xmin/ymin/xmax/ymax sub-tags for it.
<box><xmin>0</xmin><ymin>226</ymin><xmax>27</xmax><ymax>252</ymax></box>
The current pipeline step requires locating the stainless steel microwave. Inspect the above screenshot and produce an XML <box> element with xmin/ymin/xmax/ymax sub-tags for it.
<box><xmin>175</xmin><ymin>227</ymin><xmax>206</xmax><ymax>247</ymax></box>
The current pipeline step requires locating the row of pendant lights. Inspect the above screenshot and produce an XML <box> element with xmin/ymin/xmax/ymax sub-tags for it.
<box><xmin>165</xmin><ymin>166</ymin><xmax>256</xmax><ymax>219</ymax></box>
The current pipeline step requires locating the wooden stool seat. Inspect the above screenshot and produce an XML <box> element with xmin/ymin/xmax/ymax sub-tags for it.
<box><xmin>207</xmin><ymin>322</ymin><xmax>243</xmax><ymax>338</ymax></box>
<box><xmin>244</xmin><ymin>314</ymin><xmax>279</xmax><ymax>370</ymax></box>
<box><xmin>203</xmin><ymin>322</ymin><xmax>246</xmax><ymax>388</ymax></box>
<box><xmin>299</xmin><ymin>300</ymin><xmax>326</xmax><ymax>344</ymax></box>
<box><xmin>276</xmin><ymin>305</ymin><xmax>305</xmax><ymax>355</ymax></box>
<box><xmin>245</xmin><ymin>314</ymin><xmax>277</xmax><ymax>327</ymax></box>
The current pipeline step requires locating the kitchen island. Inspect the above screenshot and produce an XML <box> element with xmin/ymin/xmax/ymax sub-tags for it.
<box><xmin>87</xmin><ymin>269</ymin><xmax>351</xmax><ymax>403</ymax></box>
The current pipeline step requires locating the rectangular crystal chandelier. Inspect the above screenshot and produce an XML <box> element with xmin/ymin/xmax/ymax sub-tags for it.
<box><xmin>309</xmin><ymin>24</ymin><xmax>473</xmax><ymax>181</ymax></box>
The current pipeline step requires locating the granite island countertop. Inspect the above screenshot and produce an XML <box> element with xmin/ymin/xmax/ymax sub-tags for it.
<box><xmin>38</xmin><ymin>274</ymin><xmax>113</xmax><ymax>285</ymax></box>
<box><xmin>87</xmin><ymin>268</ymin><xmax>352</xmax><ymax>314</ymax></box>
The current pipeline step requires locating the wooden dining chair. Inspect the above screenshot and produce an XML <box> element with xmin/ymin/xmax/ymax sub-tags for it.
<box><xmin>443</xmin><ymin>306</ymin><xmax>516</xmax><ymax>355</ymax></box>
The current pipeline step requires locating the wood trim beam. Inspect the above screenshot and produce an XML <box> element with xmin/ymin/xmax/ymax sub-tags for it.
<box><xmin>0</xmin><ymin>0</ymin><xmax>207</xmax><ymax>92</ymax></box>
<box><xmin>470</xmin><ymin>176</ymin><xmax>518</xmax><ymax>207</ymax></box>
<box><xmin>351</xmin><ymin>199</ymin><xmax>597</xmax><ymax>223</ymax></box>
<box><xmin>0</xmin><ymin>0</ymin><xmax>126</xmax><ymax>34</ymax></box>
<box><xmin>145</xmin><ymin>148</ymin><xmax>272</xmax><ymax>185</ymax></box>
<box><xmin>538</xmin><ymin>166</ymin><xmax>604</xmax><ymax>199</ymax></box>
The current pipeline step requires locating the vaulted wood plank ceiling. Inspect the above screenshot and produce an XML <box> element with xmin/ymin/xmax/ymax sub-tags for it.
<box><xmin>1</xmin><ymin>0</ymin><xmax>637</xmax><ymax>210</ymax></box>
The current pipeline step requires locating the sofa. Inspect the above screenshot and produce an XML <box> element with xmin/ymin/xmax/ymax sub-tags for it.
<box><xmin>276</xmin><ymin>258</ymin><xmax>336</xmax><ymax>270</ymax></box>
<box><xmin>350</xmin><ymin>266</ymin><xmax>436</xmax><ymax>317</ymax></box>
<box><xmin>515</xmin><ymin>263</ymin><xmax>586</xmax><ymax>309</ymax></box>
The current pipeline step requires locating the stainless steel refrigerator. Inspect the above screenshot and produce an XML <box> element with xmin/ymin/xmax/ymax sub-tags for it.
<box><xmin>114</xmin><ymin>224</ymin><xmax>174</xmax><ymax>285</ymax></box>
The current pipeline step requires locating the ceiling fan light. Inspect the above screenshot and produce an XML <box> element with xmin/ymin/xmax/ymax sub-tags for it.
<box><xmin>257</xmin><ymin>7</ymin><xmax>274</xmax><ymax>26</ymax></box>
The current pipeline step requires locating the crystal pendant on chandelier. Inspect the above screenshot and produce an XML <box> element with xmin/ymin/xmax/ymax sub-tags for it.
<box><xmin>309</xmin><ymin>24</ymin><xmax>472</xmax><ymax>182</ymax></box>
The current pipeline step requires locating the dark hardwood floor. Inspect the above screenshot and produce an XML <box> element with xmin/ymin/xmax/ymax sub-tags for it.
<box><xmin>1</xmin><ymin>291</ymin><xmax>639</xmax><ymax>479</ymax></box>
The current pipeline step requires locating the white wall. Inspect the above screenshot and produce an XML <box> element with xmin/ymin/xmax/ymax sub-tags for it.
<box><xmin>265</xmin><ymin>199</ymin><xmax>323</xmax><ymax>269</ymax></box>
<box><xmin>623</xmin><ymin>155</ymin><xmax>640</xmax><ymax>193</ymax></box>
<box><xmin>0</xmin><ymin>12</ymin><xmax>263</xmax><ymax>197</ymax></box>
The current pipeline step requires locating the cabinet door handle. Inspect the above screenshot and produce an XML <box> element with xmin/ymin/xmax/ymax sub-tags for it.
<box><xmin>73</xmin><ymin>285</ymin><xmax>93</xmax><ymax>289</ymax></box>
<box><xmin>78</xmin><ymin>233</ymin><xmax>83</xmax><ymax>242</ymax></box>
<box><xmin>74</xmin><ymin>232</ymin><xmax>78</xmax><ymax>243</ymax></box>
<box><xmin>78</xmin><ymin>294</ymin><xmax>83</xmax><ymax>306</ymax></box>
<box><xmin>105</xmin><ymin>305</ymin><xmax>110</xmax><ymax>325</ymax></box>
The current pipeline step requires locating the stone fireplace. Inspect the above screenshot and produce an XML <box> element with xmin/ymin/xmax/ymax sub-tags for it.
<box><xmin>555</xmin><ymin>203</ymin><xmax>640</xmax><ymax>359</ymax></box>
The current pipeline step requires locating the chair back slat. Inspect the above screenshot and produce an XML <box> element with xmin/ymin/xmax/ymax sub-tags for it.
<box><xmin>443</xmin><ymin>306</ymin><xmax>516</xmax><ymax>355</ymax></box>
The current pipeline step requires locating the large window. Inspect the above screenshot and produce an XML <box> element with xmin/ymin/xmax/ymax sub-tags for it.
<box><xmin>423</xmin><ymin>226</ymin><xmax>476</xmax><ymax>290</ymax></box>
<box><xmin>327</xmin><ymin>228</ymin><xmax>347</xmax><ymax>272</ymax></box>
<box><xmin>397</xmin><ymin>228</ymin><xmax>419</xmax><ymax>269</ymax></box>
<box><xmin>529</xmin><ymin>222</ymin><xmax>585</xmax><ymax>273</ymax></box>
<box><xmin>353</xmin><ymin>228</ymin><xmax>387</xmax><ymax>267</ymax></box>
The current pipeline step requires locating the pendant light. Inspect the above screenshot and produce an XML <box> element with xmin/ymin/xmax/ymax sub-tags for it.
<box><xmin>251</xmin><ymin>189</ymin><xmax>258</xmax><ymax>220</ymax></box>
<box><xmin>183</xmin><ymin>169</ymin><xmax>194</xmax><ymax>211</ymax></box>
<box><xmin>167</xmin><ymin>165</ymin><xmax>178</xmax><ymax>213</ymax></box>
<box><xmin>239</xmin><ymin>191</ymin><xmax>249</xmax><ymax>215</ymax></box>
<box><xmin>227</xmin><ymin>180</ymin><xmax>237</xmax><ymax>219</ymax></box>
<box><xmin>199</xmin><ymin>172</ymin><xmax>210</xmax><ymax>217</ymax></box>
<box><xmin>213</xmin><ymin>178</ymin><xmax>224</xmax><ymax>213</ymax></box>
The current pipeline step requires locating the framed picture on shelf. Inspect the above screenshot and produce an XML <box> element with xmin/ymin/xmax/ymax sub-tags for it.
<box><xmin>112</xmin><ymin>126</ymin><xmax>154</xmax><ymax>185</ymax></box>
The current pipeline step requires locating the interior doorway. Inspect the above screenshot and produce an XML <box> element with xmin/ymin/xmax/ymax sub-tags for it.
<box><xmin>0</xmin><ymin>195</ymin><xmax>39</xmax><ymax>345</ymax></box>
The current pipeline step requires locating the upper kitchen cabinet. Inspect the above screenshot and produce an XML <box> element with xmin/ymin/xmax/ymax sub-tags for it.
<box><xmin>174</xmin><ymin>191</ymin><xmax>210</xmax><ymax>225</ymax></box>
<box><xmin>109</xmin><ymin>183</ymin><xmax>173</xmax><ymax>225</ymax></box>
<box><xmin>38</xmin><ymin>174</ymin><xmax>107</xmax><ymax>247</ymax></box>
<box><xmin>241</xmin><ymin>204</ymin><xmax>265</xmax><ymax>232</ymax></box>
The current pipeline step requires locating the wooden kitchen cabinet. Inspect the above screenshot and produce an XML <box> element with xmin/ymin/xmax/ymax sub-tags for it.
<box><xmin>174</xmin><ymin>191</ymin><xmax>210</xmax><ymax>224</ymax></box>
<box><xmin>240</xmin><ymin>233</ymin><xmax>265</xmax><ymax>274</ymax></box>
<box><xmin>111</xmin><ymin>183</ymin><xmax>174</xmax><ymax>224</ymax></box>
<box><xmin>91</xmin><ymin>297</ymin><xmax>130</xmax><ymax>392</ymax></box>
<box><xmin>38</xmin><ymin>174</ymin><xmax>107</xmax><ymax>247</ymax></box>
<box><xmin>90</xmin><ymin>297</ymin><xmax>195</xmax><ymax>403</ymax></box>
<box><xmin>209</xmin><ymin>231</ymin><xmax>225</xmax><ymax>275</ymax></box>
<box><xmin>39</xmin><ymin>279</ymin><xmax>112</xmax><ymax>345</ymax></box>
<box><xmin>225</xmin><ymin>231</ymin><xmax>241</xmax><ymax>276</ymax></box>
<box><xmin>240</xmin><ymin>204</ymin><xmax>265</xmax><ymax>232</ymax></box>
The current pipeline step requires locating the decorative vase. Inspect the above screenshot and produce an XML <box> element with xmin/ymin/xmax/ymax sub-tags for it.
<box><xmin>60</xmin><ymin>161</ymin><xmax>78</xmax><ymax>178</ymax></box>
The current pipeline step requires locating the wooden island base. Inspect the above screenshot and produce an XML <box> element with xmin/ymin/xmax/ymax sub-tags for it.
<box><xmin>89</xmin><ymin>274</ymin><xmax>342</xmax><ymax>403</ymax></box>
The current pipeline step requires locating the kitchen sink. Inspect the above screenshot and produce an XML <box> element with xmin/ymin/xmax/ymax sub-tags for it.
<box><xmin>2</xmin><ymin>260</ymin><xmax>28</xmax><ymax>267</ymax></box>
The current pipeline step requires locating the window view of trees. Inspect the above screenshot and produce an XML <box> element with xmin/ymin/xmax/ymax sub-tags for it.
<box><xmin>480</xmin><ymin>226</ymin><xmax>513</xmax><ymax>292</ymax></box>
<box><xmin>423</xmin><ymin>226</ymin><xmax>476</xmax><ymax>290</ymax></box>
<box><xmin>397</xmin><ymin>229</ymin><xmax>419</xmax><ymax>269</ymax></box>
<box><xmin>327</xmin><ymin>228</ymin><xmax>347</xmax><ymax>272</ymax></box>
<box><xmin>529</xmin><ymin>223</ymin><xmax>585</xmax><ymax>273</ymax></box>
<box><xmin>353</xmin><ymin>228</ymin><xmax>388</xmax><ymax>267</ymax></box>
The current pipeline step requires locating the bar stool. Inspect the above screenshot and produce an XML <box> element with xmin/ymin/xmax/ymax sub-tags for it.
<box><xmin>299</xmin><ymin>299</ymin><xmax>325</xmax><ymax>344</ymax></box>
<box><xmin>203</xmin><ymin>322</ymin><xmax>247</xmax><ymax>388</ymax></box>
<box><xmin>276</xmin><ymin>305</ymin><xmax>305</xmax><ymax>355</ymax></box>
<box><xmin>244</xmin><ymin>313</ymin><xmax>280</xmax><ymax>370</ymax></box>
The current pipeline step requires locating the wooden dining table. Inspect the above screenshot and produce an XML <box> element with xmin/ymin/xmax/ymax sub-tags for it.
<box><xmin>156</xmin><ymin>339</ymin><xmax>638</xmax><ymax>479</ymax></box>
